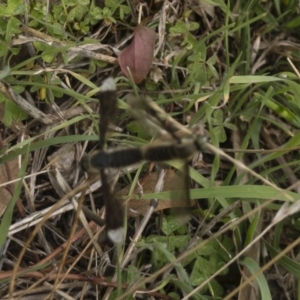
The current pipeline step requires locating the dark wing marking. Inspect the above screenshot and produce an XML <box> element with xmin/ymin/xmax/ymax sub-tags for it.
<box><xmin>98</xmin><ymin>78</ymin><xmax>118</xmax><ymax>150</ymax></box>
<box><xmin>100</xmin><ymin>168</ymin><xmax>124</xmax><ymax>244</ymax></box>
<box><xmin>94</xmin><ymin>78</ymin><xmax>125</xmax><ymax>244</ymax></box>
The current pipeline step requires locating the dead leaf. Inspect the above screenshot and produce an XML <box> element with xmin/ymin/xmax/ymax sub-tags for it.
<box><xmin>0</xmin><ymin>158</ymin><xmax>19</xmax><ymax>217</ymax></box>
<box><xmin>117</xmin><ymin>169</ymin><xmax>194</xmax><ymax>217</ymax></box>
<box><xmin>47</xmin><ymin>144</ymin><xmax>76</xmax><ymax>182</ymax></box>
<box><xmin>119</xmin><ymin>26</ymin><xmax>156</xmax><ymax>83</ymax></box>
<box><xmin>150</xmin><ymin>66</ymin><xmax>163</xmax><ymax>83</ymax></box>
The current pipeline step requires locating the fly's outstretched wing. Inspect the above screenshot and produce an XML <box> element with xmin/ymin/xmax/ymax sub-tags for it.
<box><xmin>98</xmin><ymin>78</ymin><xmax>118</xmax><ymax>150</ymax></box>
<box><xmin>100</xmin><ymin>167</ymin><xmax>125</xmax><ymax>244</ymax></box>
<box><xmin>98</xmin><ymin>78</ymin><xmax>125</xmax><ymax>244</ymax></box>
<box><xmin>82</xmin><ymin>78</ymin><xmax>125</xmax><ymax>244</ymax></box>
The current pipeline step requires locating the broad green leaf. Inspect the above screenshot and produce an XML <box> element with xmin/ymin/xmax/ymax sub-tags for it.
<box><xmin>265</xmin><ymin>243</ymin><xmax>300</xmax><ymax>276</ymax></box>
<box><xmin>136</xmin><ymin>185</ymin><xmax>298</xmax><ymax>203</ymax></box>
<box><xmin>230</xmin><ymin>75</ymin><xmax>283</xmax><ymax>84</ymax></box>
<box><xmin>240</xmin><ymin>257</ymin><xmax>272</xmax><ymax>300</ymax></box>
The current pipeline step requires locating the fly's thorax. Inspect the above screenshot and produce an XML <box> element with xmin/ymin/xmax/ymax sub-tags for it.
<box><xmin>193</xmin><ymin>135</ymin><xmax>207</xmax><ymax>151</ymax></box>
<box><xmin>81</xmin><ymin>153</ymin><xmax>93</xmax><ymax>173</ymax></box>
<box><xmin>80</xmin><ymin>150</ymin><xmax>102</xmax><ymax>173</ymax></box>
<box><xmin>180</xmin><ymin>134</ymin><xmax>206</xmax><ymax>151</ymax></box>
<box><xmin>81</xmin><ymin>147</ymin><xmax>144</xmax><ymax>171</ymax></box>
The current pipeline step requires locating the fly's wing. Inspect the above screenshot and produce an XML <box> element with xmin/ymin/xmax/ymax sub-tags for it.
<box><xmin>167</xmin><ymin>160</ymin><xmax>193</xmax><ymax>227</ymax></box>
<box><xmin>98</xmin><ymin>78</ymin><xmax>118</xmax><ymax>150</ymax></box>
<box><xmin>141</xmin><ymin>95</ymin><xmax>188</xmax><ymax>142</ymax></box>
<box><xmin>100</xmin><ymin>168</ymin><xmax>125</xmax><ymax>244</ymax></box>
<box><xmin>81</xmin><ymin>78</ymin><xmax>118</xmax><ymax>172</ymax></box>
<box><xmin>98</xmin><ymin>78</ymin><xmax>125</xmax><ymax>244</ymax></box>
<box><xmin>127</xmin><ymin>94</ymin><xmax>192</xmax><ymax>141</ymax></box>
<box><xmin>129</xmin><ymin>94</ymin><xmax>195</xmax><ymax>225</ymax></box>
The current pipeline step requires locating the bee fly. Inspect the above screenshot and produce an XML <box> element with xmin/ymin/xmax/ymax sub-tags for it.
<box><xmin>81</xmin><ymin>77</ymin><xmax>206</xmax><ymax>243</ymax></box>
<box><xmin>83</xmin><ymin>77</ymin><xmax>125</xmax><ymax>244</ymax></box>
<box><xmin>81</xmin><ymin>134</ymin><xmax>205</xmax><ymax>172</ymax></box>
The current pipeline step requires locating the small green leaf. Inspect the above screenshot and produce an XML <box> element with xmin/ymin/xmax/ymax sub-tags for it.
<box><xmin>155</xmin><ymin>241</ymin><xmax>191</xmax><ymax>284</ymax></box>
<box><xmin>162</xmin><ymin>215</ymin><xmax>186</xmax><ymax>235</ymax></box>
<box><xmin>188</xmin><ymin>22</ymin><xmax>200</xmax><ymax>31</ymax></box>
<box><xmin>170</xmin><ymin>20</ymin><xmax>187</xmax><ymax>34</ymax></box>
<box><xmin>190</xmin><ymin>256</ymin><xmax>215</xmax><ymax>286</ymax></box>
<box><xmin>6</xmin><ymin>16</ymin><xmax>21</xmax><ymax>42</ymax></box>
<box><xmin>67</xmin><ymin>0</ymin><xmax>78</xmax><ymax>6</ymax></box>
<box><xmin>42</xmin><ymin>53</ymin><xmax>56</xmax><ymax>63</ymax></box>
<box><xmin>0</xmin><ymin>41</ymin><xmax>8</xmax><ymax>57</ymax></box>
<box><xmin>79</xmin><ymin>22</ymin><xmax>89</xmax><ymax>34</ymax></box>
<box><xmin>33</xmin><ymin>41</ymin><xmax>49</xmax><ymax>51</ymax></box>
<box><xmin>0</xmin><ymin>0</ymin><xmax>25</xmax><ymax>17</ymax></box>
<box><xmin>168</xmin><ymin>235</ymin><xmax>190</xmax><ymax>252</ymax></box>
<box><xmin>120</xmin><ymin>5</ymin><xmax>130</xmax><ymax>16</ymax></box>
<box><xmin>4</xmin><ymin>100</ymin><xmax>27</xmax><ymax>127</ymax></box>
<box><xmin>105</xmin><ymin>0</ymin><xmax>119</xmax><ymax>13</ymax></box>
<box><xmin>90</xmin><ymin>6</ymin><xmax>103</xmax><ymax>21</ymax></box>
<box><xmin>223</xmin><ymin>123</ymin><xmax>237</xmax><ymax>131</ymax></box>
<box><xmin>11</xmin><ymin>85</ymin><xmax>25</xmax><ymax>93</ymax></box>
<box><xmin>145</xmin><ymin>80</ymin><xmax>159</xmax><ymax>91</ymax></box>
<box><xmin>195</xmin><ymin>239</ymin><xmax>218</xmax><ymax>256</ymax></box>
<box><xmin>209</xmin><ymin>254</ymin><xmax>228</xmax><ymax>275</ymax></box>
<box><xmin>81</xmin><ymin>0</ymin><xmax>90</xmax><ymax>5</ymax></box>
<box><xmin>0</xmin><ymin>92</ymin><xmax>6</xmax><ymax>103</ymax></box>
<box><xmin>126</xmin><ymin>265</ymin><xmax>143</xmax><ymax>285</ymax></box>
<box><xmin>67</xmin><ymin>7</ymin><xmax>77</xmax><ymax>21</ymax></box>
<box><xmin>126</xmin><ymin>120</ymin><xmax>147</xmax><ymax>139</ymax></box>
<box><xmin>102</xmin><ymin>7</ymin><xmax>115</xmax><ymax>22</ymax></box>
<box><xmin>182</xmin><ymin>33</ymin><xmax>196</xmax><ymax>50</ymax></box>
<box><xmin>208</xmin><ymin>279</ymin><xmax>224</xmax><ymax>297</ymax></box>
<box><xmin>10</xmin><ymin>47</ymin><xmax>20</xmax><ymax>55</ymax></box>
<box><xmin>75</xmin><ymin>5</ymin><xmax>88</xmax><ymax>21</ymax></box>
<box><xmin>212</xmin><ymin>109</ymin><xmax>224</xmax><ymax>124</ymax></box>
<box><xmin>30</xmin><ymin>75</ymin><xmax>44</xmax><ymax>93</ymax></box>
<box><xmin>213</xmin><ymin>125</ymin><xmax>227</xmax><ymax>143</ymax></box>
<box><xmin>0</xmin><ymin>66</ymin><xmax>10</xmax><ymax>79</ymax></box>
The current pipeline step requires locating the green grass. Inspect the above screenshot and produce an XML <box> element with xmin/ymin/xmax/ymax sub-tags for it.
<box><xmin>1</xmin><ymin>0</ymin><xmax>300</xmax><ymax>299</ymax></box>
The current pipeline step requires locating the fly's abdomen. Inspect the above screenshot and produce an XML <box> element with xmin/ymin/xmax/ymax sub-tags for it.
<box><xmin>143</xmin><ymin>143</ymin><xmax>197</xmax><ymax>162</ymax></box>
<box><xmin>81</xmin><ymin>148</ymin><xmax>143</xmax><ymax>172</ymax></box>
